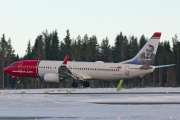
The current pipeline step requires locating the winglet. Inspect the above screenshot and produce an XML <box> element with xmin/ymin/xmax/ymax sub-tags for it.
<box><xmin>62</xmin><ymin>55</ymin><xmax>69</xmax><ymax>66</ymax></box>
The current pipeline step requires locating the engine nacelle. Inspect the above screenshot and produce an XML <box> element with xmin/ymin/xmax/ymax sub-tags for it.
<box><xmin>44</xmin><ymin>73</ymin><xmax>64</xmax><ymax>83</ymax></box>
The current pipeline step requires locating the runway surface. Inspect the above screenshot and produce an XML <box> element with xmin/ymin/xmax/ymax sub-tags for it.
<box><xmin>0</xmin><ymin>87</ymin><xmax>180</xmax><ymax>120</ymax></box>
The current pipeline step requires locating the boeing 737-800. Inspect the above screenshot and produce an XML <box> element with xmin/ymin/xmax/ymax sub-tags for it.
<box><xmin>3</xmin><ymin>32</ymin><xmax>174</xmax><ymax>87</ymax></box>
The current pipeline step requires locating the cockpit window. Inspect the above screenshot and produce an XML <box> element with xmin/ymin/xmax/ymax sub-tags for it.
<box><xmin>10</xmin><ymin>63</ymin><xmax>14</xmax><ymax>67</ymax></box>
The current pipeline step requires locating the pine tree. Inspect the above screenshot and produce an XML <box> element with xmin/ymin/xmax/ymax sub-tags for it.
<box><xmin>81</xmin><ymin>34</ymin><xmax>89</xmax><ymax>61</ymax></box>
<box><xmin>172</xmin><ymin>34</ymin><xmax>180</xmax><ymax>86</ymax></box>
<box><xmin>122</xmin><ymin>36</ymin><xmax>128</xmax><ymax>61</ymax></box>
<box><xmin>59</xmin><ymin>41</ymin><xmax>65</xmax><ymax>60</ymax></box>
<box><xmin>88</xmin><ymin>35</ymin><xmax>99</xmax><ymax>61</ymax></box>
<box><xmin>51</xmin><ymin>30</ymin><xmax>60</xmax><ymax>60</ymax></box>
<box><xmin>139</xmin><ymin>35</ymin><xmax>147</xmax><ymax>49</ymax></box>
<box><xmin>71</xmin><ymin>35</ymin><xmax>82</xmax><ymax>61</ymax></box>
<box><xmin>163</xmin><ymin>41</ymin><xmax>173</xmax><ymax>87</ymax></box>
<box><xmin>100</xmin><ymin>37</ymin><xmax>113</xmax><ymax>62</ymax></box>
<box><xmin>129</xmin><ymin>36</ymin><xmax>139</xmax><ymax>57</ymax></box>
<box><xmin>32</xmin><ymin>35</ymin><xmax>46</xmax><ymax>60</ymax></box>
<box><xmin>0</xmin><ymin>34</ymin><xmax>7</xmax><ymax>89</ymax></box>
<box><xmin>42</xmin><ymin>30</ymin><xmax>51</xmax><ymax>60</ymax></box>
<box><xmin>5</xmin><ymin>38</ymin><xmax>15</xmax><ymax>88</ymax></box>
<box><xmin>24</xmin><ymin>40</ymin><xmax>32</xmax><ymax>60</ymax></box>
<box><xmin>59</xmin><ymin>30</ymin><xmax>72</xmax><ymax>60</ymax></box>
<box><xmin>113</xmin><ymin>32</ymin><xmax>124</xmax><ymax>62</ymax></box>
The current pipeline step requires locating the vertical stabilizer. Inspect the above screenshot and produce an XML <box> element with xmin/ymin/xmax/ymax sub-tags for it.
<box><xmin>121</xmin><ymin>32</ymin><xmax>161</xmax><ymax>65</ymax></box>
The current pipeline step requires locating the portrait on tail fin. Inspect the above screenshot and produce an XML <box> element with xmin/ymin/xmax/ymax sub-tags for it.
<box><xmin>140</xmin><ymin>44</ymin><xmax>156</xmax><ymax>65</ymax></box>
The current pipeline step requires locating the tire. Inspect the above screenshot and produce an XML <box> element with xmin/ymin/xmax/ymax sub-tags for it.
<box><xmin>83</xmin><ymin>81</ymin><xmax>90</xmax><ymax>87</ymax></box>
<box><xmin>71</xmin><ymin>82</ymin><xmax>78</xmax><ymax>88</ymax></box>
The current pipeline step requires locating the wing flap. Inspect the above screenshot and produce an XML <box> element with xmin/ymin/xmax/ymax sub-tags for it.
<box><xmin>64</xmin><ymin>71</ymin><xmax>77</xmax><ymax>80</ymax></box>
<box><xmin>74</xmin><ymin>73</ymin><xmax>92</xmax><ymax>80</ymax></box>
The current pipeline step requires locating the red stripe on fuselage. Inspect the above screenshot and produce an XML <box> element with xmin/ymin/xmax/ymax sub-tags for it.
<box><xmin>10</xmin><ymin>60</ymin><xmax>40</xmax><ymax>78</ymax></box>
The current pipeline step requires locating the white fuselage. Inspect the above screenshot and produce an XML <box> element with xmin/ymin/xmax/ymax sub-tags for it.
<box><xmin>38</xmin><ymin>61</ymin><xmax>155</xmax><ymax>81</ymax></box>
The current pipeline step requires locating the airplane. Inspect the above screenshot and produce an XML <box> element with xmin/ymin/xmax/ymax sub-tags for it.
<box><xmin>3</xmin><ymin>32</ymin><xmax>175</xmax><ymax>88</ymax></box>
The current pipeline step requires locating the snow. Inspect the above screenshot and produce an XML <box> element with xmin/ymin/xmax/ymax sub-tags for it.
<box><xmin>2</xmin><ymin>87</ymin><xmax>180</xmax><ymax>94</ymax></box>
<box><xmin>0</xmin><ymin>87</ymin><xmax>180</xmax><ymax>119</ymax></box>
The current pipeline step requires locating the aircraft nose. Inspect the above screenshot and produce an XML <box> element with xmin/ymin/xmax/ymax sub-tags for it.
<box><xmin>3</xmin><ymin>67</ymin><xmax>10</xmax><ymax>74</ymax></box>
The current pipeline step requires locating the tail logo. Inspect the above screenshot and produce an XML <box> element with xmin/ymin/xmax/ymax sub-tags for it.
<box><xmin>140</xmin><ymin>44</ymin><xmax>155</xmax><ymax>65</ymax></box>
<box><xmin>121</xmin><ymin>32</ymin><xmax>161</xmax><ymax>66</ymax></box>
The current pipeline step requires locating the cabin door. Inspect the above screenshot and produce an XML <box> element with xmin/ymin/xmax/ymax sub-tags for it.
<box><xmin>18</xmin><ymin>62</ymin><xmax>23</xmax><ymax>71</ymax></box>
<box><xmin>125</xmin><ymin>66</ymin><xmax>129</xmax><ymax>75</ymax></box>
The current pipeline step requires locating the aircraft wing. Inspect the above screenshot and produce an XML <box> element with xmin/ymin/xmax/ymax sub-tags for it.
<box><xmin>58</xmin><ymin>55</ymin><xmax>92</xmax><ymax>81</ymax></box>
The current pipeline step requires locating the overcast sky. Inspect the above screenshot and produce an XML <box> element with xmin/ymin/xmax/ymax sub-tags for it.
<box><xmin>0</xmin><ymin>0</ymin><xmax>180</xmax><ymax>57</ymax></box>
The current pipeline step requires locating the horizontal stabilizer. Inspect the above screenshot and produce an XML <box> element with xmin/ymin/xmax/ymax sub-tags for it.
<box><xmin>155</xmin><ymin>64</ymin><xmax>175</xmax><ymax>68</ymax></box>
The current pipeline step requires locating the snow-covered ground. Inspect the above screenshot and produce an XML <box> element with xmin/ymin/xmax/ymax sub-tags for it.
<box><xmin>0</xmin><ymin>87</ymin><xmax>180</xmax><ymax>120</ymax></box>
<box><xmin>2</xmin><ymin>87</ymin><xmax>180</xmax><ymax>94</ymax></box>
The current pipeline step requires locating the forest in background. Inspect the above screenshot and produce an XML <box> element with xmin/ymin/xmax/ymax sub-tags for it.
<box><xmin>0</xmin><ymin>30</ymin><xmax>179</xmax><ymax>89</ymax></box>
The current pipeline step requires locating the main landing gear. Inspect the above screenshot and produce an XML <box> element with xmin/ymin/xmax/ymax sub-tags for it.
<box><xmin>71</xmin><ymin>80</ymin><xmax>90</xmax><ymax>88</ymax></box>
<box><xmin>71</xmin><ymin>81</ymin><xmax>78</xmax><ymax>88</ymax></box>
<box><xmin>83</xmin><ymin>81</ymin><xmax>90</xmax><ymax>87</ymax></box>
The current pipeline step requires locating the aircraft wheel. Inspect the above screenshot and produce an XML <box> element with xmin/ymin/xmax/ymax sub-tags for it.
<box><xmin>83</xmin><ymin>81</ymin><xmax>90</xmax><ymax>87</ymax></box>
<box><xmin>71</xmin><ymin>82</ymin><xmax>78</xmax><ymax>88</ymax></box>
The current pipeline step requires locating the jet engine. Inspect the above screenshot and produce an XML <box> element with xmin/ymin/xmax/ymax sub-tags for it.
<box><xmin>44</xmin><ymin>73</ymin><xmax>64</xmax><ymax>83</ymax></box>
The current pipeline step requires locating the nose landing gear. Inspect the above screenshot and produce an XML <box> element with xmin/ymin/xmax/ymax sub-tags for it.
<box><xmin>71</xmin><ymin>80</ymin><xmax>90</xmax><ymax>88</ymax></box>
<box><xmin>18</xmin><ymin>80</ymin><xmax>21</xmax><ymax>84</ymax></box>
